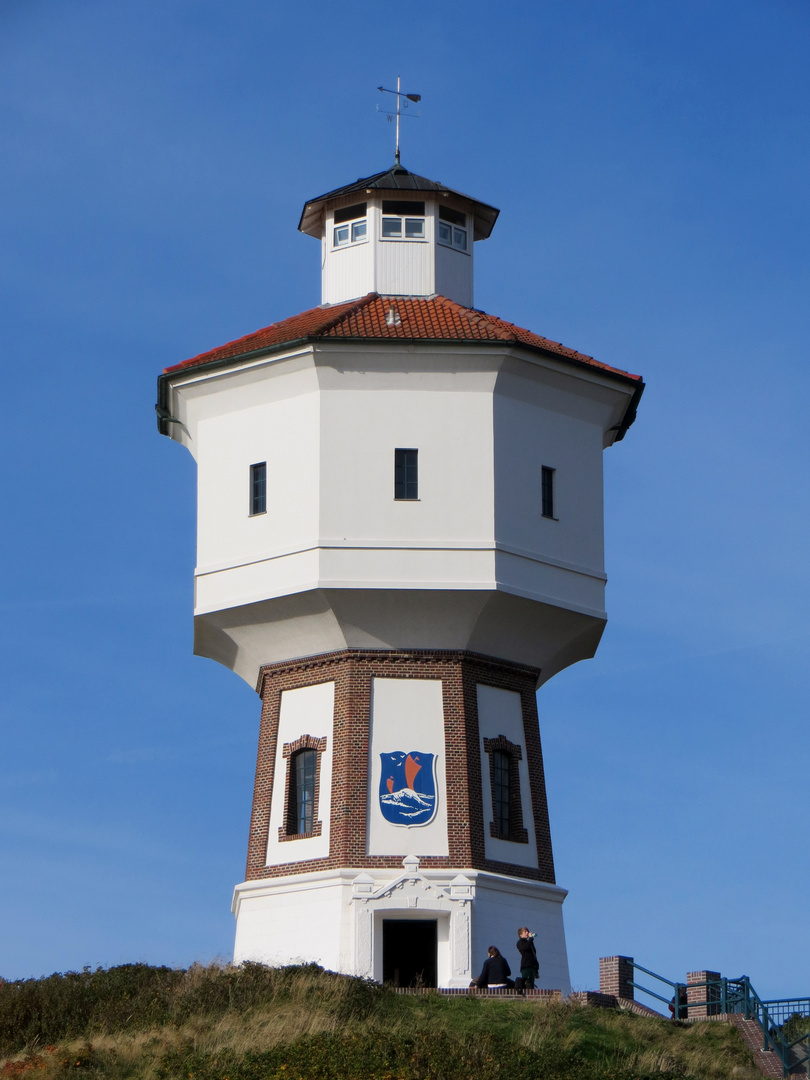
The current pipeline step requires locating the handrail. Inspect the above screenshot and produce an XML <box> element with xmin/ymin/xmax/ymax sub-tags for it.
<box><xmin>625</xmin><ymin>962</ymin><xmax>810</xmax><ymax>1077</ymax></box>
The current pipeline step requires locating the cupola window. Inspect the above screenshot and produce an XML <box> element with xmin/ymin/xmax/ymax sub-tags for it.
<box><xmin>438</xmin><ymin>205</ymin><xmax>468</xmax><ymax>252</ymax></box>
<box><xmin>333</xmin><ymin>202</ymin><xmax>367</xmax><ymax>247</ymax></box>
<box><xmin>381</xmin><ymin>200</ymin><xmax>425</xmax><ymax>240</ymax></box>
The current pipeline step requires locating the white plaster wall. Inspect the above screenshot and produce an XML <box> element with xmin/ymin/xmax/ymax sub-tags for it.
<box><xmin>470</xmin><ymin>875</ymin><xmax>570</xmax><ymax>995</ymax></box>
<box><xmin>195</xmin><ymin>380</ymin><xmax>320</xmax><ymax>574</ymax></box>
<box><xmin>477</xmin><ymin>684</ymin><xmax>538</xmax><ymax>870</ymax></box>
<box><xmin>318</xmin><ymin>383</ymin><xmax>494</xmax><ymax>545</ymax></box>
<box><xmin>493</xmin><ymin>377</ymin><xmax>606</xmax><ymax>576</ymax></box>
<box><xmin>367</xmin><ymin>678</ymin><xmax>448</xmax><ymax>856</ymax></box>
<box><xmin>233</xmin><ymin>873</ymin><xmax>353</xmax><ymax>971</ymax></box>
<box><xmin>266</xmin><ymin>682</ymin><xmax>335</xmax><ymax>866</ymax></box>
<box><xmin>232</xmin><ymin>866</ymin><xmax>569</xmax><ymax>993</ymax></box>
<box><xmin>165</xmin><ymin>340</ymin><xmax>635</xmax><ymax>682</ymax></box>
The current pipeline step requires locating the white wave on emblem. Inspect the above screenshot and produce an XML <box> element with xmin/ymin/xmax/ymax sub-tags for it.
<box><xmin>380</xmin><ymin>788</ymin><xmax>436</xmax><ymax>819</ymax></box>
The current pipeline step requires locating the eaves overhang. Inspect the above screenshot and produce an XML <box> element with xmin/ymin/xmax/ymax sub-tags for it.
<box><xmin>298</xmin><ymin>164</ymin><xmax>500</xmax><ymax>242</ymax></box>
<box><xmin>156</xmin><ymin>335</ymin><xmax>644</xmax><ymax>441</ymax></box>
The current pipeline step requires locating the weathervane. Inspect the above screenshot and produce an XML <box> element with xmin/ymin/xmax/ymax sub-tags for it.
<box><xmin>377</xmin><ymin>77</ymin><xmax>421</xmax><ymax>165</ymax></box>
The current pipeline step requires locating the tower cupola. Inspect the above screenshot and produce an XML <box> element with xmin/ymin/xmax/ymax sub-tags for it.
<box><xmin>298</xmin><ymin>164</ymin><xmax>499</xmax><ymax>307</ymax></box>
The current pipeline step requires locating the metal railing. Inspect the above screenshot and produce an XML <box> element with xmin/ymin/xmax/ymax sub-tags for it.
<box><xmin>626</xmin><ymin>962</ymin><xmax>810</xmax><ymax>1077</ymax></box>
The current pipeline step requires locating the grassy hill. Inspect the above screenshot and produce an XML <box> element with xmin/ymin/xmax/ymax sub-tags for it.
<box><xmin>0</xmin><ymin>963</ymin><xmax>760</xmax><ymax>1080</ymax></box>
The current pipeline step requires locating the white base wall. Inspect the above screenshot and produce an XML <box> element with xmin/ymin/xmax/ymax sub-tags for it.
<box><xmin>232</xmin><ymin>859</ymin><xmax>570</xmax><ymax>994</ymax></box>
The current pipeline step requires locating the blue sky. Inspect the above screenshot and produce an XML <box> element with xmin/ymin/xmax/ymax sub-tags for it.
<box><xmin>2</xmin><ymin>0</ymin><xmax>808</xmax><ymax>1001</ymax></box>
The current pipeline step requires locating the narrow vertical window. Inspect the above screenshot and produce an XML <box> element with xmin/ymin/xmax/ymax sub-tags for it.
<box><xmin>289</xmin><ymin>748</ymin><xmax>317</xmax><ymax>835</ymax></box>
<box><xmin>394</xmin><ymin>448</ymin><xmax>418</xmax><ymax>500</ymax></box>
<box><xmin>541</xmin><ymin>465</ymin><xmax>555</xmax><ymax>520</ymax></box>
<box><xmin>492</xmin><ymin>750</ymin><xmax>511</xmax><ymax>836</ymax></box>
<box><xmin>279</xmin><ymin>734</ymin><xmax>326</xmax><ymax>841</ymax></box>
<box><xmin>483</xmin><ymin>735</ymin><xmax>529</xmax><ymax>844</ymax></box>
<box><xmin>250</xmin><ymin>462</ymin><xmax>266</xmax><ymax>516</ymax></box>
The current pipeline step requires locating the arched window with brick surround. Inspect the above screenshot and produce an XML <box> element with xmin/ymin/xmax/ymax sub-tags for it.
<box><xmin>279</xmin><ymin>735</ymin><xmax>327</xmax><ymax>840</ymax></box>
<box><xmin>483</xmin><ymin>735</ymin><xmax>529</xmax><ymax>844</ymax></box>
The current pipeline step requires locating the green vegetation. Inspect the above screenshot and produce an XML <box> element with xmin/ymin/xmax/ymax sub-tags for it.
<box><xmin>0</xmin><ymin>963</ymin><xmax>757</xmax><ymax>1079</ymax></box>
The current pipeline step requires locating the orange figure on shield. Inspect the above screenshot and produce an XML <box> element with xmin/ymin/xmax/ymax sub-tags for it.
<box><xmin>404</xmin><ymin>753</ymin><xmax>421</xmax><ymax>791</ymax></box>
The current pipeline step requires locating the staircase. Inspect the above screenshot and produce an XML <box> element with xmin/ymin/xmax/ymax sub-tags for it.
<box><xmin>729</xmin><ymin>1015</ymin><xmax>793</xmax><ymax>1078</ymax></box>
<box><xmin>600</xmin><ymin>956</ymin><xmax>810</xmax><ymax>1077</ymax></box>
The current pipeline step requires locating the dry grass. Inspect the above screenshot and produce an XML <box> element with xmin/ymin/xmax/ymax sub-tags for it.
<box><xmin>0</xmin><ymin>964</ymin><xmax>758</xmax><ymax>1080</ymax></box>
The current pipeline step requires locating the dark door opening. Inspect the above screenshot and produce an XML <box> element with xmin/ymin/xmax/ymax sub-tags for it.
<box><xmin>382</xmin><ymin>919</ymin><xmax>437</xmax><ymax>988</ymax></box>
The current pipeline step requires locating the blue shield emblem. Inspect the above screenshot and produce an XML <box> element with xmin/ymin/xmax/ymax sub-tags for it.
<box><xmin>379</xmin><ymin>751</ymin><xmax>437</xmax><ymax>827</ymax></box>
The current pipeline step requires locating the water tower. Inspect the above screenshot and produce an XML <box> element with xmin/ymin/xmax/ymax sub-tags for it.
<box><xmin>156</xmin><ymin>160</ymin><xmax>643</xmax><ymax>991</ymax></box>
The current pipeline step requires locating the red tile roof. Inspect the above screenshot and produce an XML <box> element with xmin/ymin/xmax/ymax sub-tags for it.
<box><xmin>163</xmin><ymin>293</ymin><xmax>642</xmax><ymax>386</ymax></box>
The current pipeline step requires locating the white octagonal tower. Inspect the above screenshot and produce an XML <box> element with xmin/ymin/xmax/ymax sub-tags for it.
<box><xmin>157</xmin><ymin>163</ymin><xmax>643</xmax><ymax>992</ymax></box>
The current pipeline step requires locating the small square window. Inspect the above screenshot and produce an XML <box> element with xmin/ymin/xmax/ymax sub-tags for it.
<box><xmin>333</xmin><ymin>203</ymin><xmax>367</xmax><ymax>248</ymax></box>
<box><xmin>250</xmin><ymin>462</ymin><xmax>266</xmax><ymax>516</ymax></box>
<box><xmin>394</xmin><ymin>448</ymin><xmax>418</xmax><ymax>500</ymax></box>
<box><xmin>438</xmin><ymin>206</ymin><xmax>468</xmax><ymax>251</ymax></box>
<box><xmin>381</xmin><ymin>202</ymin><xmax>425</xmax><ymax>242</ymax></box>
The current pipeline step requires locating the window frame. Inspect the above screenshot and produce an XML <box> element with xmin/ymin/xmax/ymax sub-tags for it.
<box><xmin>541</xmin><ymin>465</ymin><xmax>556</xmax><ymax>520</ymax></box>
<box><xmin>380</xmin><ymin>199</ymin><xmax>426</xmax><ymax>242</ymax></box>
<box><xmin>437</xmin><ymin>206</ymin><xmax>469</xmax><ymax>253</ymax></box>
<box><xmin>394</xmin><ymin>447</ymin><xmax>419</xmax><ymax>501</ymax></box>
<box><xmin>332</xmin><ymin>202</ymin><xmax>368</xmax><ymax>249</ymax></box>
<box><xmin>249</xmin><ymin>462</ymin><xmax>267</xmax><ymax>516</ymax></box>
<box><xmin>491</xmin><ymin>749</ymin><xmax>511</xmax><ymax>837</ymax></box>
<box><xmin>483</xmin><ymin>735</ymin><xmax>529</xmax><ymax>844</ymax></box>
<box><xmin>279</xmin><ymin>734</ymin><xmax>327</xmax><ymax>841</ymax></box>
<box><xmin>291</xmin><ymin>748</ymin><xmax>317</xmax><ymax>835</ymax></box>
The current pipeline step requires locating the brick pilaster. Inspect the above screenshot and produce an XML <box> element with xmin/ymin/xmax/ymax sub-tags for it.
<box><xmin>599</xmin><ymin>956</ymin><xmax>634</xmax><ymax>1000</ymax></box>
<box><xmin>687</xmin><ymin>970</ymin><xmax>721</xmax><ymax>1017</ymax></box>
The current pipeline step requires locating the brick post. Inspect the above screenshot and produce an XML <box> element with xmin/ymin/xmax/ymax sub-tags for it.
<box><xmin>599</xmin><ymin>956</ymin><xmax>634</xmax><ymax>1000</ymax></box>
<box><xmin>687</xmin><ymin>970</ymin><xmax>721</xmax><ymax>1017</ymax></box>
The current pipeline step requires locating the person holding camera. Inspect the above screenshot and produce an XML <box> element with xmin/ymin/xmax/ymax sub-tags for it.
<box><xmin>516</xmin><ymin>927</ymin><xmax>539</xmax><ymax>990</ymax></box>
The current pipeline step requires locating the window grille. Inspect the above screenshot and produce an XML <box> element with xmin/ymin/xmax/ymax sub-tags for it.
<box><xmin>394</xmin><ymin>448</ymin><xmax>418</xmax><ymax>500</ymax></box>
<box><xmin>250</xmin><ymin>462</ymin><xmax>267</xmax><ymax>516</ymax></box>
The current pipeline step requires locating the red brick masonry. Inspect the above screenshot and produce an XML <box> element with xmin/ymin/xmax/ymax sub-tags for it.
<box><xmin>245</xmin><ymin>649</ymin><xmax>555</xmax><ymax>883</ymax></box>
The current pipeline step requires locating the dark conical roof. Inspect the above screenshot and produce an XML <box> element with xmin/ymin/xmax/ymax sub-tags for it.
<box><xmin>298</xmin><ymin>164</ymin><xmax>499</xmax><ymax>241</ymax></box>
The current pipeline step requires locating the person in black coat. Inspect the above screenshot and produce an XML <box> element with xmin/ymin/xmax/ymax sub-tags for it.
<box><xmin>516</xmin><ymin>927</ymin><xmax>539</xmax><ymax>990</ymax></box>
<box><xmin>471</xmin><ymin>946</ymin><xmax>511</xmax><ymax>989</ymax></box>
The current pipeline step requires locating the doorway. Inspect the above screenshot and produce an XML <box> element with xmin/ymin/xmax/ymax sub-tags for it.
<box><xmin>382</xmin><ymin>919</ymin><xmax>437</xmax><ymax>987</ymax></box>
